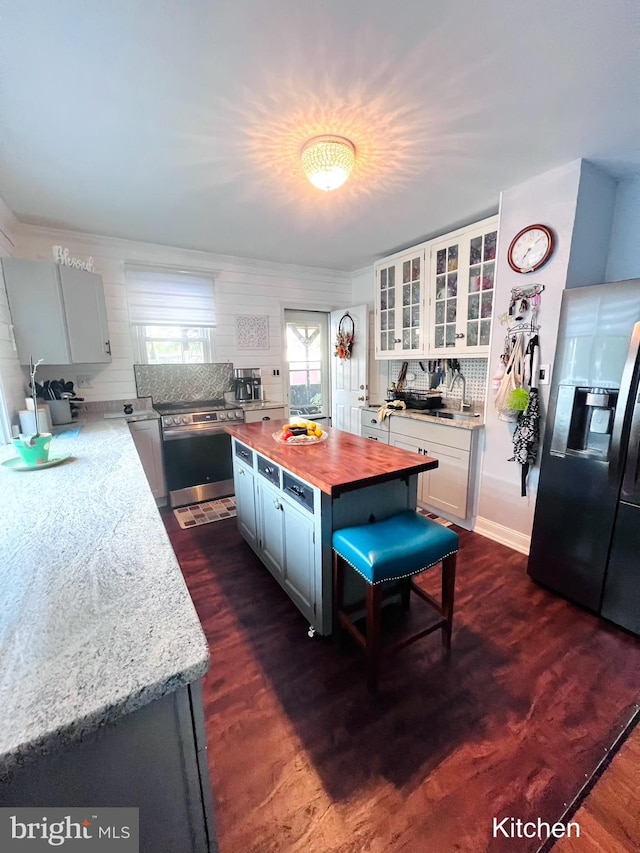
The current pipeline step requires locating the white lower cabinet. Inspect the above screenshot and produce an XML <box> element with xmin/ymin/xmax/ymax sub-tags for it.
<box><xmin>281</xmin><ymin>496</ymin><xmax>316</xmax><ymax>620</ymax></box>
<box><xmin>128</xmin><ymin>419</ymin><xmax>166</xmax><ymax>501</ymax></box>
<box><xmin>233</xmin><ymin>440</ymin><xmax>319</xmax><ymax>631</ymax></box>
<box><xmin>389</xmin><ymin>416</ymin><xmax>479</xmax><ymax>526</ymax></box>
<box><xmin>233</xmin><ymin>454</ymin><xmax>258</xmax><ymax>550</ymax></box>
<box><xmin>255</xmin><ymin>478</ymin><xmax>286</xmax><ymax>582</ymax></box>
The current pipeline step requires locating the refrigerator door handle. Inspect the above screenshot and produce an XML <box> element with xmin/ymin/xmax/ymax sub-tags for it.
<box><xmin>621</xmin><ymin>385</ymin><xmax>640</xmax><ymax>500</ymax></box>
<box><xmin>610</xmin><ymin>321</ymin><xmax>640</xmax><ymax>485</ymax></box>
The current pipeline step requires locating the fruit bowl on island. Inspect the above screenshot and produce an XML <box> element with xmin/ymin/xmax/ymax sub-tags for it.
<box><xmin>273</xmin><ymin>419</ymin><xmax>327</xmax><ymax>445</ymax></box>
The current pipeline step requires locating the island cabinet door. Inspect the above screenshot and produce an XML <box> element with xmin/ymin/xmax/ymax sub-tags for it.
<box><xmin>234</xmin><ymin>458</ymin><xmax>258</xmax><ymax>549</ymax></box>
<box><xmin>281</xmin><ymin>498</ymin><xmax>316</xmax><ymax>624</ymax></box>
<box><xmin>256</xmin><ymin>479</ymin><xmax>285</xmax><ymax>580</ymax></box>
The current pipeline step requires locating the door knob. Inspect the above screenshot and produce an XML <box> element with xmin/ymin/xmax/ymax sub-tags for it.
<box><xmin>360</xmin><ymin>385</ymin><xmax>365</xmax><ymax>390</ymax></box>
<box><xmin>358</xmin><ymin>396</ymin><xmax>365</xmax><ymax>401</ymax></box>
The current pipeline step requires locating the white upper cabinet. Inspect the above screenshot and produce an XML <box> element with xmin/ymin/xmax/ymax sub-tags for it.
<box><xmin>374</xmin><ymin>246</ymin><xmax>426</xmax><ymax>360</ymax></box>
<box><xmin>428</xmin><ymin>216</ymin><xmax>498</xmax><ymax>356</ymax></box>
<box><xmin>2</xmin><ymin>259</ymin><xmax>111</xmax><ymax>365</ymax></box>
<box><xmin>373</xmin><ymin>215</ymin><xmax>498</xmax><ymax>360</ymax></box>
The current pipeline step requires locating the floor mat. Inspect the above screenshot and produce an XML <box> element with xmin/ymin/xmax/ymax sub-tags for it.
<box><xmin>416</xmin><ymin>507</ymin><xmax>453</xmax><ymax>526</ymax></box>
<box><xmin>173</xmin><ymin>497</ymin><xmax>236</xmax><ymax>528</ymax></box>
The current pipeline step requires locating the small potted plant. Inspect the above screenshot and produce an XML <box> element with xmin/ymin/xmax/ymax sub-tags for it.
<box><xmin>12</xmin><ymin>357</ymin><xmax>52</xmax><ymax>466</ymax></box>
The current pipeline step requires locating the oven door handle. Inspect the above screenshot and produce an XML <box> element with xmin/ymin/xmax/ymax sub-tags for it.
<box><xmin>162</xmin><ymin>426</ymin><xmax>230</xmax><ymax>441</ymax></box>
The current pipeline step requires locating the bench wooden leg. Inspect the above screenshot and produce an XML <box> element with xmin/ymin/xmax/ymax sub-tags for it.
<box><xmin>400</xmin><ymin>577</ymin><xmax>411</xmax><ymax>611</ymax></box>
<box><xmin>441</xmin><ymin>552</ymin><xmax>457</xmax><ymax>650</ymax></box>
<box><xmin>366</xmin><ymin>584</ymin><xmax>383</xmax><ymax>693</ymax></box>
<box><xmin>333</xmin><ymin>550</ymin><xmax>344</xmax><ymax>643</ymax></box>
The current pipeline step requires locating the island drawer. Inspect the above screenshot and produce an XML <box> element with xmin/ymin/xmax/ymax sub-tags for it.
<box><xmin>235</xmin><ymin>441</ymin><xmax>254</xmax><ymax>466</ymax></box>
<box><xmin>282</xmin><ymin>472</ymin><xmax>315</xmax><ymax>513</ymax></box>
<box><xmin>257</xmin><ymin>454</ymin><xmax>281</xmax><ymax>487</ymax></box>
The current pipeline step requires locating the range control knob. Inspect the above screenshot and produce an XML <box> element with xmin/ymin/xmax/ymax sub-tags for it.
<box><xmin>236</xmin><ymin>411</ymin><xmax>243</xmax><ymax>419</ymax></box>
<box><xmin>218</xmin><ymin>411</ymin><xmax>227</xmax><ymax>420</ymax></box>
<box><xmin>181</xmin><ymin>416</ymin><xmax>190</xmax><ymax>424</ymax></box>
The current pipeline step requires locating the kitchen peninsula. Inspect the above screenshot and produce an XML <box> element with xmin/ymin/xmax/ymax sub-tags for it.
<box><xmin>224</xmin><ymin>420</ymin><xmax>438</xmax><ymax>635</ymax></box>
<box><xmin>0</xmin><ymin>418</ymin><xmax>216</xmax><ymax>852</ymax></box>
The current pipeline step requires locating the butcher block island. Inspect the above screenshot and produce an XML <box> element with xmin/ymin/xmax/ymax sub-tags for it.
<box><xmin>224</xmin><ymin>420</ymin><xmax>438</xmax><ymax>636</ymax></box>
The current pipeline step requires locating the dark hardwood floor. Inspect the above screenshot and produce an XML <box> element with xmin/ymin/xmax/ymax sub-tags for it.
<box><xmin>163</xmin><ymin>510</ymin><xmax>640</xmax><ymax>853</ymax></box>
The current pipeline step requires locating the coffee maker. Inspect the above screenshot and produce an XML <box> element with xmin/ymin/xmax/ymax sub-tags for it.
<box><xmin>234</xmin><ymin>368</ymin><xmax>261</xmax><ymax>402</ymax></box>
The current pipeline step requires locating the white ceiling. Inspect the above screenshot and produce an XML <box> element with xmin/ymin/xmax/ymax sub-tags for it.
<box><xmin>1</xmin><ymin>1</ymin><xmax>638</xmax><ymax>271</ymax></box>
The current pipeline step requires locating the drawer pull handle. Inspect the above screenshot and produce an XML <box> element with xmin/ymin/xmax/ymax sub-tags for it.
<box><xmin>265</xmin><ymin>466</ymin><xmax>274</xmax><ymax>474</ymax></box>
<box><xmin>368</xmin><ymin>436</ymin><xmax>378</xmax><ymax>441</ymax></box>
<box><xmin>262</xmin><ymin>416</ymin><xmax>271</xmax><ymax>421</ymax></box>
<box><xmin>370</xmin><ymin>419</ymin><xmax>377</xmax><ymax>424</ymax></box>
<box><xmin>240</xmin><ymin>450</ymin><xmax>249</xmax><ymax>458</ymax></box>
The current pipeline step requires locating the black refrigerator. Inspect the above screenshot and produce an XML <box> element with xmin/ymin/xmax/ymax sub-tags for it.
<box><xmin>528</xmin><ymin>279</ymin><xmax>640</xmax><ymax>635</ymax></box>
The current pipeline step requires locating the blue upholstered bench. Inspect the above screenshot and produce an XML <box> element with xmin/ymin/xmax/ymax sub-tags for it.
<box><xmin>332</xmin><ymin>510</ymin><xmax>459</xmax><ymax>692</ymax></box>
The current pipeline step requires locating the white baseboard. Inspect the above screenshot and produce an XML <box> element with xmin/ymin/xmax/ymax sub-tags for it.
<box><xmin>473</xmin><ymin>516</ymin><xmax>531</xmax><ymax>555</ymax></box>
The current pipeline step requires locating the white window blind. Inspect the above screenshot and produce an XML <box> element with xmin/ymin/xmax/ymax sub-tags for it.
<box><xmin>124</xmin><ymin>267</ymin><xmax>216</xmax><ymax>326</ymax></box>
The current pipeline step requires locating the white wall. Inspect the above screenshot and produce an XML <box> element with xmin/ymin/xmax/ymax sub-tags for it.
<box><xmin>476</xmin><ymin>159</ymin><xmax>617</xmax><ymax>552</ymax></box>
<box><xmin>12</xmin><ymin>226</ymin><xmax>352</xmax><ymax>405</ymax></box>
<box><xmin>0</xmin><ymin>196</ymin><xmax>26</xmax><ymax>431</ymax></box>
<box><xmin>351</xmin><ymin>265</ymin><xmax>374</xmax><ymax>308</ymax></box>
<box><xmin>606</xmin><ymin>175</ymin><xmax>640</xmax><ymax>282</ymax></box>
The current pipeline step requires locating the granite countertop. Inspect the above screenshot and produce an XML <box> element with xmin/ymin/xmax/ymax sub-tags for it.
<box><xmin>225</xmin><ymin>419</ymin><xmax>438</xmax><ymax>496</ymax></box>
<box><xmin>239</xmin><ymin>400</ymin><xmax>285</xmax><ymax>411</ymax></box>
<box><xmin>365</xmin><ymin>403</ymin><xmax>485</xmax><ymax>431</ymax></box>
<box><xmin>0</xmin><ymin>417</ymin><xmax>209</xmax><ymax>779</ymax></box>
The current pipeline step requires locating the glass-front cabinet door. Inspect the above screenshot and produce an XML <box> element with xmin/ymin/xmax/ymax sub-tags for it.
<box><xmin>375</xmin><ymin>248</ymin><xmax>426</xmax><ymax>359</ymax></box>
<box><xmin>428</xmin><ymin>216</ymin><xmax>498</xmax><ymax>356</ymax></box>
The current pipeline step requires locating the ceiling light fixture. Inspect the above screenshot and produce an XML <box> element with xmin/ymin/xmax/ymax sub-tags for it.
<box><xmin>300</xmin><ymin>135</ymin><xmax>356</xmax><ymax>192</ymax></box>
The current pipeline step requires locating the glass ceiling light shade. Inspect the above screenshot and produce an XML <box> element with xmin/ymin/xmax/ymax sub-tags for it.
<box><xmin>301</xmin><ymin>135</ymin><xmax>356</xmax><ymax>192</ymax></box>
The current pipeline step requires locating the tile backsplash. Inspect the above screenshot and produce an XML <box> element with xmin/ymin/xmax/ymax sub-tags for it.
<box><xmin>389</xmin><ymin>358</ymin><xmax>488</xmax><ymax>404</ymax></box>
<box><xmin>134</xmin><ymin>363</ymin><xmax>234</xmax><ymax>403</ymax></box>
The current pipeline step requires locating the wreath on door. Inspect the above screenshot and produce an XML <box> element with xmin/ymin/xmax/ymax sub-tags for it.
<box><xmin>334</xmin><ymin>312</ymin><xmax>355</xmax><ymax>359</ymax></box>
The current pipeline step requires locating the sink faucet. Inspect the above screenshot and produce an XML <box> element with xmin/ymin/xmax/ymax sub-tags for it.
<box><xmin>448</xmin><ymin>372</ymin><xmax>468</xmax><ymax>412</ymax></box>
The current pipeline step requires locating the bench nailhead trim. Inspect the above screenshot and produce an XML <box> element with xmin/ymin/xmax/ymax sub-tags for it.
<box><xmin>333</xmin><ymin>548</ymin><xmax>459</xmax><ymax>586</ymax></box>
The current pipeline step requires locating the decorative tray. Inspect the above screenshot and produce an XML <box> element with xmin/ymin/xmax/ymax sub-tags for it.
<box><xmin>272</xmin><ymin>430</ymin><xmax>328</xmax><ymax>446</ymax></box>
<box><xmin>1</xmin><ymin>453</ymin><xmax>72</xmax><ymax>471</ymax></box>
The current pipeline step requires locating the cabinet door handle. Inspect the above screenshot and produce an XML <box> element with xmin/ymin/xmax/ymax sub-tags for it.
<box><xmin>105</xmin><ymin>340</ymin><xmax>111</xmax><ymax>355</ymax></box>
<box><xmin>262</xmin><ymin>416</ymin><xmax>271</xmax><ymax>421</ymax></box>
<box><xmin>238</xmin><ymin>468</ymin><xmax>245</xmax><ymax>476</ymax></box>
<box><xmin>393</xmin><ymin>338</ymin><xmax>401</xmax><ymax>344</ymax></box>
<box><xmin>273</xmin><ymin>499</ymin><xmax>283</xmax><ymax>510</ymax></box>
<box><xmin>455</xmin><ymin>333</ymin><xmax>465</xmax><ymax>339</ymax></box>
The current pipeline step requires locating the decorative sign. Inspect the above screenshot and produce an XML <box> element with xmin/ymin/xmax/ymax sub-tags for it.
<box><xmin>52</xmin><ymin>245</ymin><xmax>95</xmax><ymax>272</ymax></box>
<box><xmin>236</xmin><ymin>315</ymin><xmax>269</xmax><ymax>350</ymax></box>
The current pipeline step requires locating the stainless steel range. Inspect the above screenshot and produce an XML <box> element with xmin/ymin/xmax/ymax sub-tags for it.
<box><xmin>155</xmin><ymin>399</ymin><xmax>245</xmax><ymax>508</ymax></box>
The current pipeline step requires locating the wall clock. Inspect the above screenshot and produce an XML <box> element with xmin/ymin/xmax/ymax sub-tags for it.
<box><xmin>507</xmin><ymin>224</ymin><xmax>554</xmax><ymax>273</ymax></box>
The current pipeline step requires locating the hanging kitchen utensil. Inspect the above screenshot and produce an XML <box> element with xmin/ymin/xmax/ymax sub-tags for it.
<box><xmin>509</xmin><ymin>335</ymin><xmax>541</xmax><ymax>496</ymax></box>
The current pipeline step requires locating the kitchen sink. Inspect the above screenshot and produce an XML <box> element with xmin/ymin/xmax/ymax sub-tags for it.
<box><xmin>431</xmin><ymin>410</ymin><xmax>481</xmax><ymax>421</ymax></box>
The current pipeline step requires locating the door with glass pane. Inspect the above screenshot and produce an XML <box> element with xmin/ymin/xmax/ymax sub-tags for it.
<box><xmin>375</xmin><ymin>248</ymin><xmax>426</xmax><ymax>359</ymax></box>
<box><xmin>284</xmin><ymin>310</ymin><xmax>330</xmax><ymax>419</ymax></box>
<box><xmin>428</xmin><ymin>217</ymin><xmax>498</xmax><ymax>356</ymax></box>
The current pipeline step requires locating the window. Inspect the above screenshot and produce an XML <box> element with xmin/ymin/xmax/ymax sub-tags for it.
<box><xmin>284</xmin><ymin>310</ymin><xmax>329</xmax><ymax>418</ymax></box>
<box><xmin>124</xmin><ymin>266</ymin><xmax>216</xmax><ymax>364</ymax></box>
<box><xmin>134</xmin><ymin>325</ymin><xmax>212</xmax><ymax>365</ymax></box>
